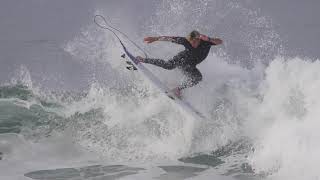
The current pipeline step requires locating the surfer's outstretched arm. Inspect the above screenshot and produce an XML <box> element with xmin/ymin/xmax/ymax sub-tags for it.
<box><xmin>142</xmin><ymin>58</ymin><xmax>176</xmax><ymax>70</ymax></box>
<box><xmin>199</xmin><ymin>34</ymin><xmax>223</xmax><ymax>45</ymax></box>
<box><xmin>144</xmin><ymin>36</ymin><xmax>188</xmax><ymax>45</ymax></box>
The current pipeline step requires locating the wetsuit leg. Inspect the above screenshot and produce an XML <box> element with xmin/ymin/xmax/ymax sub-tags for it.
<box><xmin>143</xmin><ymin>54</ymin><xmax>202</xmax><ymax>90</ymax></box>
<box><xmin>179</xmin><ymin>66</ymin><xmax>203</xmax><ymax>90</ymax></box>
<box><xmin>143</xmin><ymin>52</ymin><xmax>186</xmax><ymax>70</ymax></box>
<box><xmin>143</xmin><ymin>58</ymin><xmax>177</xmax><ymax>70</ymax></box>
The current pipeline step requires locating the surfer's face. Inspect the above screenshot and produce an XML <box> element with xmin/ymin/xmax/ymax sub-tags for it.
<box><xmin>189</xmin><ymin>38</ymin><xmax>200</xmax><ymax>48</ymax></box>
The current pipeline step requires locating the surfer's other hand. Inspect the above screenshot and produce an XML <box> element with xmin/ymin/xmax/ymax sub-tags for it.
<box><xmin>136</xmin><ymin>56</ymin><xmax>145</xmax><ymax>63</ymax></box>
<box><xmin>144</xmin><ymin>37</ymin><xmax>158</xmax><ymax>44</ymax></box>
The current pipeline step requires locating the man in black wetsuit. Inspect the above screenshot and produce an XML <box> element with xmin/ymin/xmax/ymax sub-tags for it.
<box><xmin>137</xmin><ymin>30</ymin><xmax>222</xmax><ymax>98</ymax></box>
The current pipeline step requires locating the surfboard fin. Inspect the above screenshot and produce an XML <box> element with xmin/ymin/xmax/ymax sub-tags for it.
<box><xmin>126</xmin><ymin>66</ymin><xmax>137</xmax><ymax>71</ymax></box>
<box><xmin>126</xmin><ymin>61</ymin><xmax>133</xmax><ymax>65</ymax></box>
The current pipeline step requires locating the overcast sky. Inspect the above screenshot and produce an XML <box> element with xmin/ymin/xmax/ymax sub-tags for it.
<box><xmin>251</xmin><ymin>0</ymin><xmax>320</xmax><ymax>58</ymax></box>
<box><xmin>0</xmin><ymin>0</ymin><xmax>319</xmax><ymax>89</ymax></box>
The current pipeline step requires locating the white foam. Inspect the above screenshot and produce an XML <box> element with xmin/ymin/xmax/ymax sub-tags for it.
<box><xmin>247</xmin><ymin>57</ymin><xmax>320</xmax><ymax>179</ymax></box>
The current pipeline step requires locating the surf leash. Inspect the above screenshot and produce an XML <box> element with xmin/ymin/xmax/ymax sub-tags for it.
<box><xmin>93</xmin><ymin>15</ymin><xmax>149</xmax><ymax>58</ymax></box>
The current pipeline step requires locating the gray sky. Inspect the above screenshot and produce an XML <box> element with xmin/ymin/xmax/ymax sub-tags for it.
<box><xmin>0</xmin><ymin>0</ymin><xmax>95</xmax><ymax>88</ymax></box>
<box><xmin>250</xmin><ymin>0</ymin><xmax>320</xmax><ymax>58</ymax></box>
<box><xmin>0</xmin><ymin>0</ymin><xmax>319</xmax><ymax>89</ymax></box>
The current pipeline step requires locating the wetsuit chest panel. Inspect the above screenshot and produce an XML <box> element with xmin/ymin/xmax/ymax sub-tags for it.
<box><xmin>184</xmin><ymin>41</ymin><xmax>212</xmax><ymax>65</ymax></box>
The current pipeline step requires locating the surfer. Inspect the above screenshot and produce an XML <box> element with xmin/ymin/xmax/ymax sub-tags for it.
<box><xmin>136</xmin><ymin>30</ymin><xmax>222</xmax><ymax>98</ymax></box>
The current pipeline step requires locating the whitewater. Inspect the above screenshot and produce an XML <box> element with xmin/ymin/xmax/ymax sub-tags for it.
<box><xmin>1</xmin><ymin>0</ymin><xmax>319</xmax><ymax>180</ymax></box>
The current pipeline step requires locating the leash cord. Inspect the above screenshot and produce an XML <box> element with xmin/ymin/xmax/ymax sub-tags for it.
<box><xmin>93</xmin><ymin>15</ymin><xmax>148</xmax><ymax>58</ymax></box>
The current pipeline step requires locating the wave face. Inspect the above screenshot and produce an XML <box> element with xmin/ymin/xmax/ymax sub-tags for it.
<box><xmin>1</xmin><ymin>0</ymin><xmax>319</xmax><ymax>180</ymax></box>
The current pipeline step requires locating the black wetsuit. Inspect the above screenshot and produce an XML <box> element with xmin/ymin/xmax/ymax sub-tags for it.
<box><xmin>143</xmin><ymin>37</ymin><xmax>216</xmax><ymax>89</ymax></box>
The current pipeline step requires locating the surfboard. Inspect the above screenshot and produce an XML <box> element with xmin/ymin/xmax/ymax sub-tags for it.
<box><xmin>93</xmin><ymin>14</ymin><xmax>207</xmax><ymax>120</ymax></box>
<box><xmin>120</xmin><ymin>44</ymin><xmax>207</xmax><ymax>120</ymax></box>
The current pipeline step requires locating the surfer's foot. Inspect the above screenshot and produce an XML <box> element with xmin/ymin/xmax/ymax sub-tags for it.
<box><xmin>172</xmin><ymin>87</ymin><xmax>182</xmax><ymax>99</ymax></box>
<box><xmin>136</xmin><ymin>56</ymin><xmax>145</xmax><ymax>63</ymax></box>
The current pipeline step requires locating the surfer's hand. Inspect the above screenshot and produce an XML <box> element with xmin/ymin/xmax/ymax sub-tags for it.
<box><xmin>200</xmin><ymin>34</ymin><xmax>209</xmax><ymax>41</ymax></box>
<box><xmin>136</xmin><ymin>56</ymin><xmax>145</xmax><ymax>63</ymax></box>
<box><xmin>200</xmin><ymin>35</ymin><xmax>223</xmax><ymax>45</ymax></box>
<box><xmin>144</xmin><ymin>37</ymin><xmax>158</xmax><ymax>43</ymax></box>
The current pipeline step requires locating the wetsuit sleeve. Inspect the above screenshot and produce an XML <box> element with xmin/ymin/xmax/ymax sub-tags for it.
<box><xmin>201</xmin><ymin>37</ymin><xmax>216</xmax><ymax>46</ymax></box>
<box><xmin>158</xmin><ymin>36</ymin><xmax>189</xmax><ymax>46</ymax></box>
<box><xmin>171</xmin><ymin>37</ymin><xmax>189</xmax><ymax>46</ymax></box>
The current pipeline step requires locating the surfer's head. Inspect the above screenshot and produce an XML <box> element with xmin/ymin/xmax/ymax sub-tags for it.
<box><xmin>187</xmin><ymin>30</ymin><xmax>201</xmax><ymax>48</ymax></box>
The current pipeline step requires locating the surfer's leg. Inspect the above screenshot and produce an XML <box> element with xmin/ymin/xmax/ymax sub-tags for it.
<box><xmin>142</xmin><ymin>52</ymin><xmax>187</xmax><ymax>70</ymax></box>
<box><xmin>143</xmin><ymin>58</ymin><xmax>177</xmax><ymax>70</ymax></box>
<box><xmin>179</xmin><ymin>67</ymin><xmax>203</xmax><ymax>89</ymax></box>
